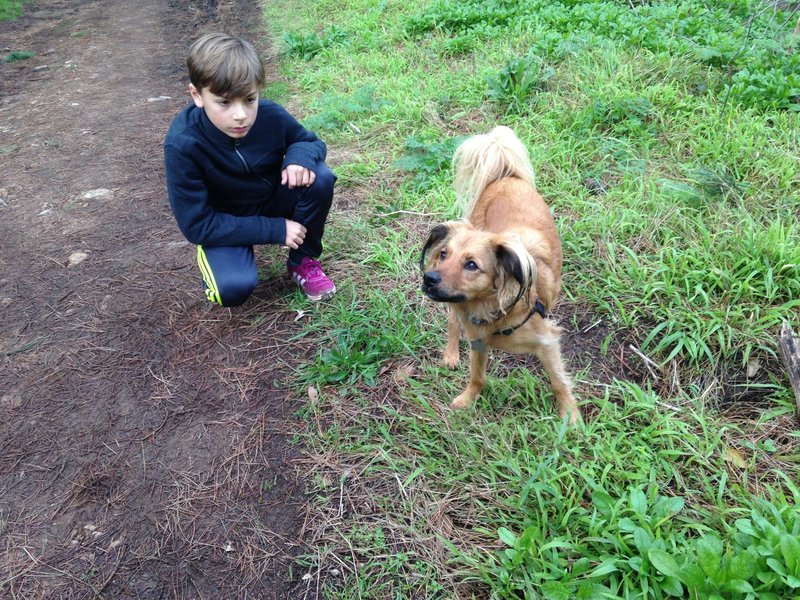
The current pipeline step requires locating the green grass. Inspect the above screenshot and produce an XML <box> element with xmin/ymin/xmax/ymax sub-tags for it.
<box><xmin>261</xmin><ymin>0</ymin><xmax>800</xmax><ymax>597</ymax></box>
<box><xmin>0</xmin><ymin>0</ymin><xmax>26</xmax><ymax>21</ymax></box>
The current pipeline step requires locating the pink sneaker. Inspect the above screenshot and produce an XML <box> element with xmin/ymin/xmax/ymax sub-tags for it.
<box><xmin>288</xmin><ymin>257</ymin><xmax>336</xmax><ymax>301</ymax></box>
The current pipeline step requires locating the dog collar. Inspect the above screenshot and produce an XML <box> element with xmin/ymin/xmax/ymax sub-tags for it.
<box><xmin>495</xmin><ymin>300</ymin><xmax>547</xmax><ymax>336</ymax></box>
<box><xmin>468</xmin><ymin>300</ymin><xmax>547</xmax><ymax>352</ymax></box>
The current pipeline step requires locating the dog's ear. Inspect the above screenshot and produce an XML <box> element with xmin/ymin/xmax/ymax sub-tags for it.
<box><xmin>494</xmin><ymin>237</ymin><xmax>536</xmax><ymax>311</ymax></box>
<box><xmin>420</xmin><ymin>224</ymin><xmax>450</xmax><ymax>271</ymax></box>
<box><xmin>421</xmin><ymin>222</ymin><xmax>467</xmax><ymax>271</ymax></box>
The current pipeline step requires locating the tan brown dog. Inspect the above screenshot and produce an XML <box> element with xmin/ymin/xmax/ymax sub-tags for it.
<box><xmin>420</xmin><ymin>126</ymin><xmax>580</xmax><ymax>424</ymax></box>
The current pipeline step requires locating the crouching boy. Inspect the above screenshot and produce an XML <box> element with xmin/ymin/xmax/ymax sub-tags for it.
<box><xmin>164</xmin><ymin>32</ymin><xmax>336</xmax><ymax>305</ymax></box>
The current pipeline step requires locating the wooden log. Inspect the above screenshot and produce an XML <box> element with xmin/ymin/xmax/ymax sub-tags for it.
<box><xmin>778</xmin><ymin>320</ymin><xmax>800</xmax><ymax>415</ymax></box>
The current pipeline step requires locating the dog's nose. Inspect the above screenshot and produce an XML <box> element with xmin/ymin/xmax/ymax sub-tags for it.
<box><xmin>423</xmin><ymin>271</ymin><xmax>441</xmax><ymax>286</ymax></box>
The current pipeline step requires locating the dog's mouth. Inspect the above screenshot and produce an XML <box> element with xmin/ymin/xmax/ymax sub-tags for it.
<box><xmin>421</xmin><ymin>281</ymin><xmax>466</xmax><ymax>303</ymax></box>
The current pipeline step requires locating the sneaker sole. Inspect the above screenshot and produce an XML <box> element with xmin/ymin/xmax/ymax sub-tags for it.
<box><xmin>295</xmin><ymin>283</ymin><xmax>336</xmax><ymax>302</ymax></box>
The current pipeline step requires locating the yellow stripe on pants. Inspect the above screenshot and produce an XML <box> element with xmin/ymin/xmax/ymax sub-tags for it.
<box><xmin>197</xmin><ymin>245</ymin><xmax>222</xmax><ymax>305</ymax></box>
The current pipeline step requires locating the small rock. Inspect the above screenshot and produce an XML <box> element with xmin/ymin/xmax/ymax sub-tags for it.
<box><xmin>68</xmin><ymin>251</ymin><xmax>88</xmax><ymax>266</ymax></box>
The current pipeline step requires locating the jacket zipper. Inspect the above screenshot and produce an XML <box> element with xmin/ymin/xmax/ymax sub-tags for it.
<box><xmin>233</xmin><ymin>141</ymin><xmax>251</xmax><ymax>173</ymax></box>
<box><xmin>234</xmin><ymin>140</ymin><xmax>271</xmax><ymax>185</ymax></box>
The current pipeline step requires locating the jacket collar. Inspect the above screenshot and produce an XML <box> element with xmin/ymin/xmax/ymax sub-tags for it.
<box><xmin>196</xmin><ymin>106</ymin><xmax>240</xmax><ymax>148</ymax></box>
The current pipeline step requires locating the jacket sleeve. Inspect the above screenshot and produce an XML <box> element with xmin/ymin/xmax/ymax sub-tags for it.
<box><xmin>164</xmin><ymin>142</ymin><xmax>286</xmax><ymax>247</ymax></box>
<box><xmin>276</xmin><ymin>106</ymin><xmax>327</xmax><ymax>172</ymax></box>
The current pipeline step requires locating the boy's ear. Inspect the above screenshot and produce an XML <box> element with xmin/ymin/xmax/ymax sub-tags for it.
<box><xmin>189</xmin><ymin>84</ymin><xmax>204</xmax><ymax>108</ymax></box>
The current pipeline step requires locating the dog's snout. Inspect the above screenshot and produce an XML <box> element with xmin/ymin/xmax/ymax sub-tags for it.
<box><xmin>423</xmin><ymin>271</ymin><xmax>441</xmax><ymax>286</ymax></box>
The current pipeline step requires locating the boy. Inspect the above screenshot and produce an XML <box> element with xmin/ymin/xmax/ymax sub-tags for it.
<box><xmin>164</xmin><ymin>32</ymin><xmax>336</xmax><ymax>306</ymax></box>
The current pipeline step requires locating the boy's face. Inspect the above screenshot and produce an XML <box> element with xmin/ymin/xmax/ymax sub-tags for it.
<box><xmin>189</xmin><ymin>84</ymin><xmax>259</xmax><ymax>139</ymax></box>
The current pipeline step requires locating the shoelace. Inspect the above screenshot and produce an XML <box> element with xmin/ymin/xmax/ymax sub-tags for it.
<box><xmin>297</xmin><ymin>260</ymin><xmax>323</xmax><ymax>279</ymax></box>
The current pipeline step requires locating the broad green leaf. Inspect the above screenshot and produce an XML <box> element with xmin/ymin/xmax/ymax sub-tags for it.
<box><xmin>587</xmin><ymin>559</ymin><xmax>618</xmax><ymax>578</ymax></box>
<box><xmin>592</xmin><ymin>490</ymin><xmax>615</xmax><ymax>516</ymax></box>
<box><xmin>730</xmin><ymin>551</ymin><xmax>756</xmax><ymax>580</ymax></box>
<box><xmin>630</xmin><ymin>488</ymin><xmax>648</xmax><ymax>515</ymax></box>
<box><xmin>654</xmin><ymin>496</ymin><xmax>685</xmax><ymax>518</ymax></box>
<box><xmin>498</xmin><ymin>527</ymin><xmax>518</xmax><ymax>548</ymax></box>
<box><xmin>618</xmin><ymin>517</ymin><xmax>637</xmax><ymax>533</ymax></box>
<box><xmin>571</xmin><ymin>557</ymin><xmax>590</xmax><ymax>577</ymax></box>
<box><xmin>697</xmin><ymin>535</ymin><xmax>723</xmax><ymax>578</ymax></box>
<box><xmin>767</xmin><ymin>557</ymin><xmax>788</xmax><ymax>576</ymax></box>
<box><xmin>629</xmin><ymin>555</ymin><xmax>644</xmax><ymax>573</ymax></box>
<box><xmin>662</xmin><ymin>575</ymin><xmax>684</xmax><ymax>597</ymax></box>
<box><xmin>722</xmin><ymin>579</ymin><xmax>754</xmax><ymax>593</ymax></box>
<box><xmin>680</xmin><ymin>564</ymin><xmax>706</xmax><ymax>588</ymax></box>
<box><xmin>541</xmin><ymin>581</ymin><xmax>571</xmax><ymax>600</ymax></box>
<box><xmin>781</xmin><ymin>533</ymin><xmax>800</xmax><ymax>575</ymax></box>
<box><xmin>648</xmin><ymin>549</ymin><xmax>682</xmax><ymax>579</ymax></box>
<box><xmin>634</xmin><ymin>527</ymin><xmax>654</xmax><ymax>554</ymax></box>
<box><xmin>735</xmin><ymin>518</ymin><xmax>758</xmax><ymax>537</ymax></box>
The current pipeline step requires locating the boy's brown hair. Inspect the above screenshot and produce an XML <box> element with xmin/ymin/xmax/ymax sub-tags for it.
<box><xmin>187</xmin><ymin>32</ymin><xmax>266</xmax><ymax>98</ymax></box>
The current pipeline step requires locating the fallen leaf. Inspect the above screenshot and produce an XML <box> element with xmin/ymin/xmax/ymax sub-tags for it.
<box><xmin>393</xmin><ymin>361</ymin><xmax>417</xmax><ymax>386</ymax></box>
<box><xmin>724</xmin><ymin>447</ymin><xmax>748</xmax><ymax>469</ymax></box>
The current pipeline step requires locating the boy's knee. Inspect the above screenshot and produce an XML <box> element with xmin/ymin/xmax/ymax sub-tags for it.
<box><xmin>313</xmin><ymin>163</ymin><xmax>336</xmax><ymax>197</ymax></box>
<box><xmin>217</xmin><ymin>270</ymin><xmax>258</xmax><ymax>307</ymax></box>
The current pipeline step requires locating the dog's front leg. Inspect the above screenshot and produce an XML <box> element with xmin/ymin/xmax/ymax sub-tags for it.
<box><xmin>443</xmin><ymin>307</ymin><xmax>460</xmax><ymax>368</ymax></box>
<box><xmin>536</xmin><ymin>342</ymin><xmax>580</xmax><ymax>425</ymax></box>
<box><xmin>450</xmin><ymin>341</ymin><xmax>489</xmax><ymax>409</ymax></box>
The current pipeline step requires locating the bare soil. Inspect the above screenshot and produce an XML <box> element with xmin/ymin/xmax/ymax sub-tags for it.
<box><xmin>0</xmin><ymin>1</ymin><xmax>315</xmax><ymax>597</ymax></box>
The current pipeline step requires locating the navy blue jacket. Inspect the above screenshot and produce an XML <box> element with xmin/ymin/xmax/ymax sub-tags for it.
<box><xmin>164</xmin><ymin>99</ymin><xmax>327</xmax><ymax>247</ymax></box>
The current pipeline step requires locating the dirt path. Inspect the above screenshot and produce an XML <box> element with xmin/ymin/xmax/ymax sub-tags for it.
<box><xmin>1</xmin><ymin>1</ymin><xmax>313</xmax><ymax>597</ymax></box>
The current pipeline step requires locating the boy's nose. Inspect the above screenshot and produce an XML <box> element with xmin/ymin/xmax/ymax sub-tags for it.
<box><xmin>232</xmin><ymin>103</ymin><xmax>247</xmax><ymax>120</ymax></box>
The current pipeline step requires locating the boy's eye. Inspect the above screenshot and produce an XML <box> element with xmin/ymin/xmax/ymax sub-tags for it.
<box><xmin>247</xmin><ymin>96</ymin><xmax>258</xmax><ymax>104</ymax></box>
<box><xmin>464</xmin><ymin>260</ymin><xmax>479</xmax><ymax>271</ymax></box>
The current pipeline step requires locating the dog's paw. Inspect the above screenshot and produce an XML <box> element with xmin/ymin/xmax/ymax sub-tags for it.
<box><xmin>559</xmin><ymin>406</ymin><xmax>581</xmax><ymax>426</ymax></box>
<box><xmin>443</xmin><ymin>352</ymin><xmax>460</xmax><ymax>369</ymax></box>
<box><xmin>449</xmin><ymin>394</ymin><xmax>472</xmax><ymax>410</ymax></box>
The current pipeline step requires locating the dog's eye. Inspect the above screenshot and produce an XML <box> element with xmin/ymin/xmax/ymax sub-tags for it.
<box><xmin>438</xmin><ymin>249</ymin><xmax>447</xmax><ymax>260</ymax></box>
<box><xmin>464</xmin><ymin>260</ymin><xmax>479</xmax><ymax>271</ymax></box>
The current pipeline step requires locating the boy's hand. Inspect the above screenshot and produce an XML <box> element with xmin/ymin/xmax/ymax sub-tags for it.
<box><xmin>284</xmin><ymin>219</ymin><xmax>307</xmax><ymax>249</ymax></box>
<box><xmin>281</xmin><ymin>164</ymin><xmax>316</xmax><ymax>189</ymax></box>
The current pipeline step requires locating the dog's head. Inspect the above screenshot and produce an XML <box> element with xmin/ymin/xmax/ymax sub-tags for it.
<box><xmin>420</xmin><ymin>222</ymin><xmax>536</xmax><ymax>312</ymax></box>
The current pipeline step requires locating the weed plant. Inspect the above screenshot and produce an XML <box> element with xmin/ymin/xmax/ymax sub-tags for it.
<box><xmin>262</xmin><ymin>0</ymin><xmax>800</xmax><ymax>597</ymax></box>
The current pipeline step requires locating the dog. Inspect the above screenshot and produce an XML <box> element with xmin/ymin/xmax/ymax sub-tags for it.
<box><xmin>420</xmin><ymin>126</ymin><xmax>580</xmax><ymax>424</ymax></box>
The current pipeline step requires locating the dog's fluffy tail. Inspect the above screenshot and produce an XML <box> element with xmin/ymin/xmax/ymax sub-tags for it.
<box><xmin>452</xmin><ymin>126</ymin><xmax>535</xmax><ymax>217</ymax></box>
